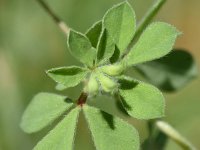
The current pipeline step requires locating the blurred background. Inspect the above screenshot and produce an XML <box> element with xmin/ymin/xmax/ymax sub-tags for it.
<box><xmin>0</xmin><ymin>0</ymin><xmax>199</xmax><ymax>149</ymax></box>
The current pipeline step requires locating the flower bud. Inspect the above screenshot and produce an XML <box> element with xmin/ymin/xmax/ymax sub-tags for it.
<box><xmin>100</xmin><ymin>63</ymin><xmax>124</xmax><ymax>76</ymax></box>
<box><xmin>85</xmin><ymin>74</ymin><xmax>99</xmax><ymax>96</ymax></box>
<box><xmin>98</xmin><ymin>73</ymin><xmax>117</xmax><ymax>92</ymax></box>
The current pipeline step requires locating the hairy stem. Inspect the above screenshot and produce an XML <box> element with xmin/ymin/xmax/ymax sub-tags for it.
<box><xmin>136</xmin><ymin>0</ymin><xmax>166</xmax><ymax>38</ymax></box>
<box><xmin>36</xmin><ymin>0</ymin><xmax>70</xmax><ymax>36</ymax></box>
<box><xmin>156</xmin><ymin>120</ymin><xmax>196</xmax><ymax>150</ymax></box>
<box><xmin>123</xmin><ymin>0</ymin><xmax>166</xmax><ymax>58</ymax></box>
<box><xmin>130</xmin><ymin>0</ymin><xmax>166</xmax><ymax>48</ymax></box>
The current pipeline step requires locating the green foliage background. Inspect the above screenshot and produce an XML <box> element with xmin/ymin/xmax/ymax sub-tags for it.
<box><xmin>0</xmin><ymin>0</ymin><xmax>199</xmax><ymax>149</ymax></box>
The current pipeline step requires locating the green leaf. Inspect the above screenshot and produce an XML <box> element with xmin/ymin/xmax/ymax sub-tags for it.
<box><xmin>20</xmin><ymin>93</ymin><xmax>74</xmax><ymax>133</ymax></box>
<box><xmin>83</xmin><ymin>105</ymin><xmax>139</xmax><ymax>150</ymax></box>
<box><xmin>86</xmin><ymin>21</ymin><xmax>102</xmax><ymax>48</ymax></box>
<box><xmin>118</xmin><ymin>76</ymin><xmax>165</xmax><ymax>119</ymax></box>
<box><xmin>136</xmin><ymin>49</ymin><xmax>198</xmax><ymax>92</ymax></box>
<box><xmin>110</xmin><ymin>46</ymin><xmax>120</xmax><ymax>63</ymax></box>
<box><xmin>34</xmin><ymin>107</ymin><xmax>80</xmax><ymax>150</ymax></box>
<box><xmin>97</xmin><ymin>29</ymin><xmax>115</xmax><ymax>64</ymax></box>
<box><xmin>125</xmin><ymin>22</ymin><xmax>180</xmax><ymax>66</ymax></box>
<box><xmin>103</xmin><ymin>1</ymin><xmax>136</xmax><ymax>55</ymax></box>
<box><xmin>68</xmin><ymin>30</ymin><xmax>96</xmax><ymax>67</ymax></box>
<box><xmin>47</xmin><ymin>66</ymin><xmax>88</xmax><ymax>88</ymax></box>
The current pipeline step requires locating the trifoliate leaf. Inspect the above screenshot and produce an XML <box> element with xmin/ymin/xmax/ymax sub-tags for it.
<box><xmin>96</xmin><ymin>29</ymin><xmax>115</xmax><ymax>65</ymax></box>
<box><xmin>103</xmin><ymin>1</ymin><xmax>136</xmax><ymax>55</ymax></box>
<box><xmin>86</xmin><ymin>21</ymin><xmax>102</xmax><ymax>48</ymax></box>
<box><xmin>34</xmin><ymin>107</ymin><xmax>80</xmax><ymax>150</ymax></box>
<box><xmin>125</xmin><ymin>22</ymin><xmax>180</xmax><ymax>66</ymax></box>
<box><xmin>68</xmin><ymin>30</ymin><xmax>96</xmax><ymax>67</ymax></box>
<box><xmin>47</xmin><ymin>66</ymin><xmax>88</xmax><ymax>88</ymax></box>
<box><xmin>20</xmin><ymin>93</ymin><xmax>74</xmax><ymax>133</ymax></box>
<box><xmin>118</xmin><ymin>76</ymin><xmax>165</xmax><ymax>119</ymax></box>
<box><xmin>136</xmin><ymin>49</ymin><xmax>198</xmax><ymax>92</ymax></box>
<box><xmin>83</xmin><ymin>105</ymin><xmax>139</xmax><ymax>150</ymax></box>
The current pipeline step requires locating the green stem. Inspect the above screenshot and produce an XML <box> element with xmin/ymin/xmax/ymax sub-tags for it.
<box><xmin>136</xmin><ymin>0</ymin><xmax>166</xmax><ymax>37</ymax></box>
<box><xmin>156</xmin><ymin>120</ymin><xmax>196</xmax><ymax>150</ymax></box>
<box><xmin>36</xmin><ymin>0</ymin><xmax>70</xmax><ymax>36</ymax></box>
<box><xmin>130</xmin><ymin>0</ymin><xmax>166</xmax><ymax>46</ymax></box>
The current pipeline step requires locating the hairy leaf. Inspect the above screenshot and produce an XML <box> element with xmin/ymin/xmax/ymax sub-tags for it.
<box><xmin>83</xmin><ymin>105</ymin><xmax>139</xmax><ymax>150</ymax></box>
<box><xmin>86</xmin><ymin>21</ymin><xmax>102</xmax><ymax>48</ymax></box>
<box><xmin>136</xmin><ymin>49</ymin><xmax>198</xmax><ymax>92</ymax></box>
<box><xmin>34</xmin><ymin>107</ymin><xmax>80</xmax><ymax>150</ymax></box>
<box><xmin>110</xmin><ymin>46</ymin><xmax>121</xmax><ymax>63</ymax></box>
<box><xmin>47</xmin><ymin>66</ymin><xmax>88</xmax><ymax>88</ymax></box>
<box><xmin>20</xmin><ymin>93</ymin><xmax>73</xmax><ymax>133</ymax></box>
<box><xmin>96</xmin><ymin>29</ymin><xmax>115</xmax><ymax>64</ymax></box>
<box><xmin>103</xmin><ymin>1</ymin><xmax>136</xmax><ymax>55</ymax></box>
<box><xmin>68</xmin><ymin>30</ymin><xmax>96</xmax><ymax>67</ymax></box>
<box><xmin>125</xmin><ymin>22</ymin><xmax>180</xmax><ymax>66</ymax></box>
<box><xmin>118</xmin><ymin>76</ymin><xmax>165</xmax><ymax>119</ymax></box>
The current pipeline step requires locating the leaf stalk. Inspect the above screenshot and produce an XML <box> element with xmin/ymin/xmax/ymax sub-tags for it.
<box><xmin>36</xmin><ymin>0</ymin><xmax>70</xmax><ymax>36</ymax></box>
<box><xmin>156</xmin><ymin>120</ymin><xmax>196</xmax><ymax>150</ymax></box>
<box><xmin>134</xmin><ymin>0</ymin><xmax>166</xmax><ymax>41</ymax></box>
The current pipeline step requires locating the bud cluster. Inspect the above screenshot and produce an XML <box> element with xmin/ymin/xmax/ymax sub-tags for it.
<box><xmin>84</xmin><ymin>63</ymin><xmax>125</xmax><ymax>96</ymax></box>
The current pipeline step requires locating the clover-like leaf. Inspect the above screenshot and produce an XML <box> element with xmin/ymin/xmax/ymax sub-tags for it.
<box><xmin>125</xmin><ymin>22</ymin><xmax>180</xmax><ymax>66</ymax></box>
<box><xmin>103</xmin><ymin>1</ymin><xmax>136</xmax><ymax>55</ymax></box>
<box><xmin>83</xmin><ymin>105</ymin><xmax>139</xmax><ymax>150</ymax></box>
<box><xmin>86</xmin><ymin>21</ymin><xmax>102</xmax><ymax>48</ymax></box>
<box><xmin>96</xmin><ymin>29</ymin><xmax>115</xmax><ymax>64</ymax></box>
<box><xmin>68</xmin><ymin>30</ymin><xmax>96</xmax><ymax>67</ymax></box>
<box><xmin>118</xmin><ymin>76</ymin><xmax>165</xmax><ymax>119</ymax></box>
<box><xmin>136</xmin><ymin>49</ymin><xmax>198</xmax><ymax>92</ymax></box>
<box><xmin>86</xmin><ymin>21</ymin><xmax>115</xmax><ymax>65</ymax></box>
<box><xmin>47</xmin><ymin>66</ymin><xmax>88</xmax><ymax>88</ymax></box>
<box><xmin>20</xmin><ymin>93</ymin><xmax>74</xmax><ymax>133</ymax></box>
<box><xmin>34</xmin><ymin>107</ymin><xmax>80</xmax><ymax>150</ymax></box>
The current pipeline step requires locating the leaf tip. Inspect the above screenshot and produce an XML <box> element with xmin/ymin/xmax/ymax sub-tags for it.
<box><xmin>45</xmin><ymin>69</ymin><xmax>51</xmax><ymax>74</ymax></box>
<box><xmin>20</xmin><ymin>114</ymin><xmax>37</xmax><ymax>134</ymax></box>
